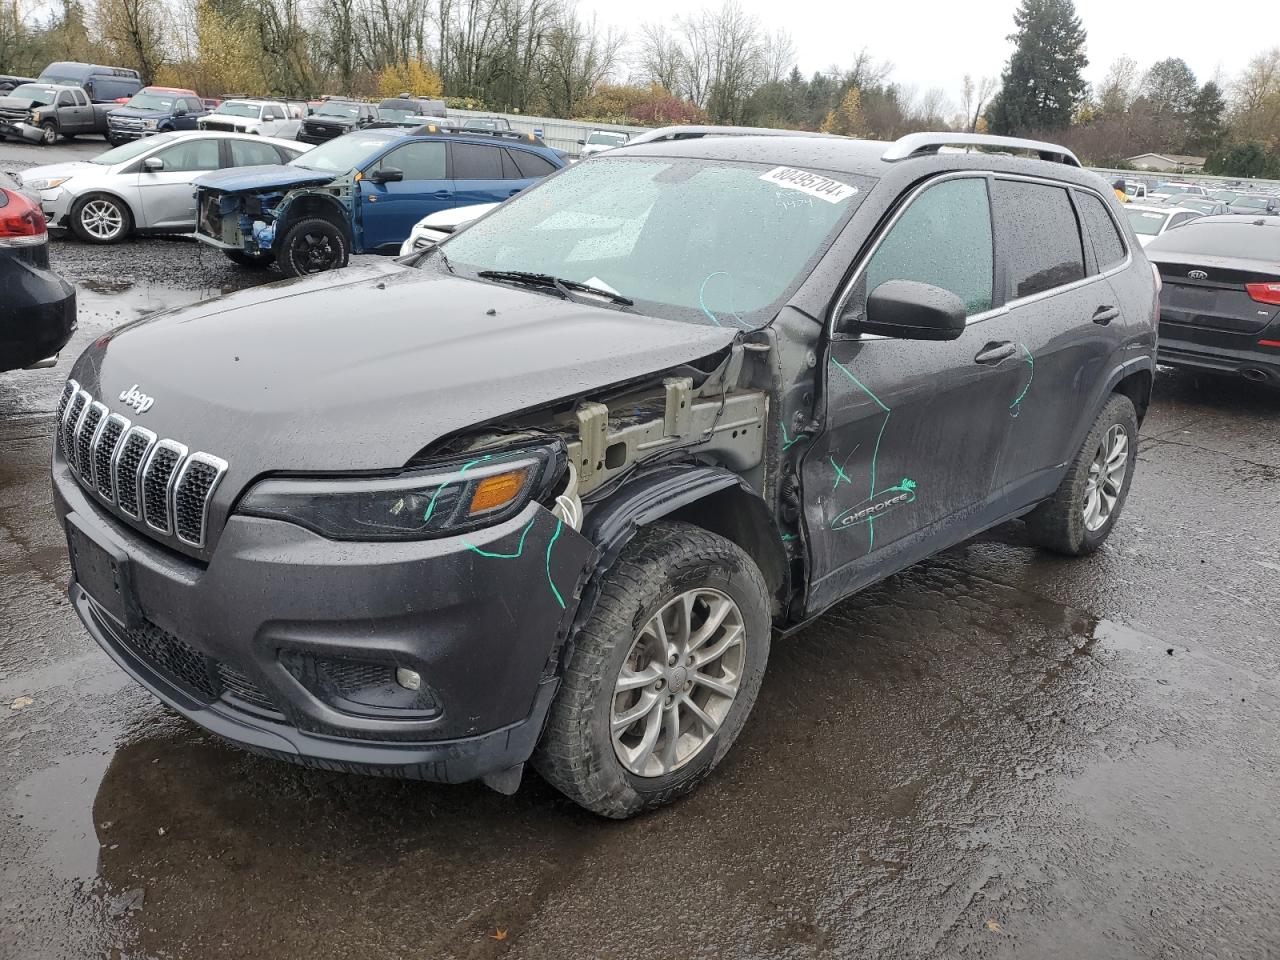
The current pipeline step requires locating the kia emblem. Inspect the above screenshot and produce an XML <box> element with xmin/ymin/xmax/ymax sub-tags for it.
<box><xmin>1188</xmin><ymin>270</ymin><xmax>1208</xmax><ymax>280</ymax></box>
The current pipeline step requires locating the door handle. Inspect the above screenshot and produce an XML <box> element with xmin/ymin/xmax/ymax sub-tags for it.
<box><xmin>1093</xmin><ymin>305</ymin><xmax>1120</xmax><ymax>325</ymax></box>
<box><xmin>974</xmin><ymin>341</ymin><xmax>1016</xmax><ymax>365</ymax></box>
<box><xmin>508</xmin><ymin>188</ymin><xmax>522</xmax><ymax>197</ymax></box>
<box><xmin>430</xmin><ymin>190</ymin><xmax>451</xmax><ymax>199</ymax></box>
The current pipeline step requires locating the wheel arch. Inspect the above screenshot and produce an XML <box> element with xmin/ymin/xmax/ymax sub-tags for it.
<box><xmin>69</xmin><ymin>188</ymin><xmax>139</xmax><ymax>231</ymax></box>
<box><xmin>581</xmin><ymin>464</ymin><xmax>790</xmax><ymax>620</ymax></box>
<box><xmin>277</xmin><ymin>192</ymin><xmax>352</xmax><ymax>242</ymax></box>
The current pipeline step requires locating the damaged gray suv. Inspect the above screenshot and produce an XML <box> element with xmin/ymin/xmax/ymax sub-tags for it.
<box><xmin>53</xmin><ymin>131</ymin><xmax>1158</xmax><ymax>818</ymax></box>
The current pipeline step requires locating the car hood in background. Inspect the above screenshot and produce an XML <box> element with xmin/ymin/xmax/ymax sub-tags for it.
<box><xmin>18</xmin><ymin>160</ymin><xmax>99</xmax><ymax>184</ymax></box>
<box><xmin>0</xmin><ymin>95</ymin><xmax>39</xmax><ymax>111</ymax></box>
<box><xmin>192</xmin><ymin>164</ymin><xmax>337</xmax><ymax>193</ymax></box>
<box><xmin>110</xmin><ymin>107</ymin><xmax>177</xmax><ymax>120</ymax></box>
<box><xmin>67</xmin><ymin>261</ymin><xmax>737</xmax><ymax>478</ymax></box>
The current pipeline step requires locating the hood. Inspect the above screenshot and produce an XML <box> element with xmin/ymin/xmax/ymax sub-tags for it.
<box><xmin>111</xmin><ymin>106</ymin><xmax>174</xmax><ymax>120</ymax></box>
<box><xmin>420</xmin><ymin>202</ymin><xmax>498</xmax><ymax>231</ymax></box>
<box><xmin>0</xmin><ymin>95</ymin><xmax>38</xmax><ymax>111</ymax></box>
<box><xmin>19</xmin><ymin>160</ymin><xmax>96</xmax><ymax>184</ymax></box>
<box><xmin>193</xmin><ymin>164</ymin><xmax>336</xmax><ymax>193</ymax></box>
<box><xmin>69</xmin><ymin>261</ymin><xmax>736</xmax><ymax>481</ymax></box>
<box><xmin>307</xmin><ymin>116</ymin><xmax>356</xmax><ymax>127</ymax></box>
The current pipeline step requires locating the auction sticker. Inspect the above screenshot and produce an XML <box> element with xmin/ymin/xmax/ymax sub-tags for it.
<box><xmin>760</xmin><ymin>167</ymin><xmax>858</xmax><ymax>204</ymax></box>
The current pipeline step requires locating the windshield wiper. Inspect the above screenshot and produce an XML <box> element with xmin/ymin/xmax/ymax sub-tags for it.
<box><xmin>476</xmin><ymin>270</ymin><xmax>634</xmax><ymax>306</ymax></box>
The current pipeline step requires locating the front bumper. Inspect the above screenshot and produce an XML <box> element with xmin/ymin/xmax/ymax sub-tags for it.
<box><xmin>0</xmin><ymin>119</ymin><xmax>45</xmax><ymax>143</ymax></box>
<box><xmin>107</xmin><ymin>126</ymin><xmax>159</xmax><ymax>141</ymax></box>
<box><xmin>296</xmin><ymin>128</ymin><xmax>347</xmax><ymax>144</ymax></box>
<box><xmin>53</xmin><ymin>460</ymin><xmax>596</xmax><ymax>783</ymax></box>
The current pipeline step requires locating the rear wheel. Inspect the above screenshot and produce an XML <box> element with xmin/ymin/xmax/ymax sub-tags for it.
<box><xmin>223</xmin><ymin>249</ymin><xmax>276</xmax><ymax>269</ymax></box>
<box><xmin>534</xmin><ymin>521</ymin><xmax>771</xmax><ymax>818</ymax></box>
<box><xmin>70</xmin><ymin>193</ymin><xmax>132</xmax><ymax>244</ymax></box>
<box><xmin>1025</xmin><ymin>393</ymin><xmax>1138</xmax><ymax>555</ymax></box>
<box><xmin>276</xmin><ymin>217</ymin><xmax>348</xmax><ymax>277</ymax></box>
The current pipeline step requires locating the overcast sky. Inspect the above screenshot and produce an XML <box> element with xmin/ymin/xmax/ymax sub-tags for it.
<box><xmin>580</xmin><ymin>0</ymin><xmax>1267</xmax><ymax>112</ymax></box>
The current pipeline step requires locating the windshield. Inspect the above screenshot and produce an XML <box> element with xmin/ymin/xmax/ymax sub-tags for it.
<box><xmin>377</xmin><ymin>108</ymin><xmax>417</xmax><ymax>122</ymax></box>
<box><xmin>1147</xmin><ymin>221</ymin><xmax>1280</xmax><ymax>259</ymax></box>
<box><xmin>290</xmin><ymin>134</ymin><xmax>389</xmax><ymax>172</ymax></box>
<box><xmin>89</xmin><ymin>132</ymin><xmax>180</xmax><ymax>164</ymax></box>
<box><xmin>36</xmin><ymin>75</ymin><xmax>79</xmax><ymax>86</ymax></box>
<box><xmin>214</xmin><ymin>102</ymin><xmax>261</xmax><ymax>118</ymax></box>
<box><xmin>587</xmin><ymin>132</ymin><xmax>627</xmax><ymax>146</ymax></box>
<box><xmin>1126</xmin><ymin>208</ymin><xmax>1170</xmax><ymax>236</ymax></box>
<box><xmin>9</xmin><ymin>84</ymin><xmax>57</xmax><ymax>105</ymax></box>
<box><xmin>465</xmin><ymin>120</ymin><xmax>499</xmax><ymax>129</ymax></box>
<box><xmin>1232</xmin><ymin>195</ymin><xmax>1268</xmax><ymax>209</ymax></box>
<box><xmin>1178</xmin><ymin>199</ymin><xmax>1215</xmax><ymax>214</ymax></box>
<box><xmin>1209</xmin><ymin>190</ymin><xmax>1237</xmax><ymax>202</ymax></box>
<box><xmin>440</xmin><ymin>156</ymin><xmax>868</xmax><ymax>327</ymax></box>
<box><xmin>314</xmin><ymin>102</ymin><xmax>360</xmax><ymax>119</ymax></box>
<box><xmin>124</xmin><ymin>92</ymin><xmax>177</xmax><ymax>111</ymax></box>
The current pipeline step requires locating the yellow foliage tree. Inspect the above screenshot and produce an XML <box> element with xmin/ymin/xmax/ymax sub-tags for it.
<box><xmin>820</xmin><ymin>88</ymin><xmax>867</xmax><ymax>137</ymax></box>
<box><xmin>377</xmin><ymin>61</ymin><xmax>444</xmax><ymax>99</ymax></box>
<box><xmin>156</xmin><ymin>1</ymin><xmax>263</xmax><ymax>96</ymax></box>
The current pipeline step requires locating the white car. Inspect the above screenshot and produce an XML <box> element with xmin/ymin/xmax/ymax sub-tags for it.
<box><xmin>399</xmin><ymin>202</ymin><xmax>497</xmax><ymax>257</ymax></box>
<box><xmin>19</xmin><ymin>131</ymin><xmax>311</xmax><ymax>243</ymax></box>
<box><xmin>198</xmin><ymin>99</ymin><xmax>295</xmax><ymax>137</ymax></box>
<box><xmin>1149</xmin><ymin>181</ymin><xmax>1207</xmax><ymax>201</ymax></box>
<box><xmin>578</xmin><ymin>129</ymin><xmax>630</xmax><ymax>157</ymax></box>
<box><xmin>1123</xmin><ymin>203</ymin><xmax>1203</xmax><ymax>247</ymax></box>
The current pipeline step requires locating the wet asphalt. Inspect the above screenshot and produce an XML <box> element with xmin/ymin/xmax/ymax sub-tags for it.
<box><xmin>3</xmin><ymin>137</ymin><xmax>1280</xmax><ymax>960</ymax></box>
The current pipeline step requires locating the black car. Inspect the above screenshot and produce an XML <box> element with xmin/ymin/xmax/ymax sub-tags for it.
<box><xmin>0</xmin><ymin>74</ymin><xmax>36</xmax><ymax>95</ymax></box>
<box><xmin>0</xmin><ymin>187</ymin><xmax>76</xmax><ymax>373</ymax></box>
<box><xmin>297</xmin><ymin>99</ymin><xmax>377</xmax><ymax>144</ymax></box>
<box><xmin>374</xmin><ymin>96</ymin><xmax>447</xmax><ymax>127</ymax></box>
<box><xmin>51</xmin><ymin>132</ymin><xmax>1157</xmax><ymax>817</ymax></box>
<box><xmin>1147</xmin><ymin>215</ymin><xmax>1280</xmax><ymax>386</ymax></box>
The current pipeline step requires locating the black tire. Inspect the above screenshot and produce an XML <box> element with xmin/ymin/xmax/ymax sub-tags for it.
<box><xmin>69</xmin><ymin>193</ymin><xmax>133</xmax><ymax>244</ymax></box>
<box><xmin>1025</xmin><ymin>393</ymin><xmax>1138</xmax><ymax>556</ymax></box>
<box><xmin>276</xmin><ymin>217</ymin><xmax>349</xmax><ymax>277</ymax></box>
<box><xmin>40</xmin><ymin>120</ymin><xmax>58</xmax><ymax>145</ymax></box>
<box><xmin>223</xmin><ymin>249</ymin><xmax>276</xmax><ymax>269</ymax></box>
<box><xmin>533</xmin><ymin>521</ymin><xmax>771</xmax><ymax>819</ymax></box>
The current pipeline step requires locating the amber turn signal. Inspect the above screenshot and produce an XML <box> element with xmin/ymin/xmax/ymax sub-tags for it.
<box><xmin>469</xmin><ymin>469</ymin><xmax>529</xmax><ymax>514</ymax></box>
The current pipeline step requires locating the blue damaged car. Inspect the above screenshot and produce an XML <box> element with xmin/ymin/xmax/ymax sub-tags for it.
<box><xmin>192</xmin><ymin>125</ymin><xmax>565</xmax><ymax>277</ymax></box>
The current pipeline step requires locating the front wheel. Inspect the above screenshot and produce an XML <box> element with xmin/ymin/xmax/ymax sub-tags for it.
<box><xmin>534</xmin><ymin>521</ymin><xmax>771</xmax><ymax>818</ymax></box>
<box><xmin>1025</xmin><ymin>393</ymin><xmax>1138</xmax><ymax>555</ymax></box>
<box><xmin>40</xmin><ymin>120</ymin><xmax>58</xmax><ymax>145</ymax></box>
<box><xmin>70</xmin><ymin>193</ymin><xmax>132</xmax><ymax>244</ymax></box>
<box><xmin>276</xmin><ymin>217</ymin><xmax>349</xmax><ymax>277</ymax></box>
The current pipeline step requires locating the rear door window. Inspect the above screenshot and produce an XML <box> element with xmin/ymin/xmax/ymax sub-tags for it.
<box><xmin>153</xmin><ymin>138</ymin><xmax>220</xmax><ymax>172</ymax></box>
<box><xmin>862</xmin><ymin>176</ymin><xmax>994</xmax><ymax>316</ymax></box>
<box><xmin>993</xmin><ymin>179</ymin><xmax>1085</xmax><ymax>299</ymax></box>
<box><xmin>451</xmin><ymin>142</ymin><xmax>504</xmax><ymax>180</ymax></box>
<box><xmin>229</xmin><ymin>138</ymin><xmax>285</xmax><ymax>167</ymax></box>
<box><xmin>509</xmin><ymin>149</ymin><xmax>556</xmax><ymax>179</ymax></box>
<box><xmin>1075</xmin><ymin>190</ymin><xmax>1126</xmax><ymax>270</ymax></box>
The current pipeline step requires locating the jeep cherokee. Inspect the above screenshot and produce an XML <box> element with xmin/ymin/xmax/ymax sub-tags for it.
<box><xmin>53</xmin><ymin>131</ymin><xmax>1158</xmax><ymax>818</ymax></box>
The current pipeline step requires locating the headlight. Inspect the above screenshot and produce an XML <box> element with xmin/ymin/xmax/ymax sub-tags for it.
<box><xmin>237</xmin><ymin>443</ymin><xmax>564</xmax><ymax>541</ymax></box>
<box><xmin>142</xmin><ymin>119</ymin><xmax>158</xmax><ymax>129</ymax></box>
<box><xmin>27</xmin><ymin>177</ymin><xmax>71</xmax><ymax>191</ymax></box>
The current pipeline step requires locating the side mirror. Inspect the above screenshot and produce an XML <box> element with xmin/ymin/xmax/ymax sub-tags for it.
<box><xmin>576</xmin><ymin>138</ymin><xmax>585</xmax><ymax>145</ymax></box>
<box><xmin>859</xmin><ymin>280</ymin><xmax>967</xmax><ymax>341</ymax></box>
<box><xmin>370</xmin><ymin>167</ymin><xmax>403</xmax><ymax>184</ymax></box>
<box><xmin>143</xmin><ymin>156</ymin><xmax>164</xmax><ymax>171</ymax></box>
<box><xmin>174</xmin><ymin>104</ymin><xmax>188</xmax><ymax>116</ymax></box>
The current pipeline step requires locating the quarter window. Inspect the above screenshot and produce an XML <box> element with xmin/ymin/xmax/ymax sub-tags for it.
<box><xmin>1075</xmin><ymin>191</ymin><xmax>1126</xmax><ymax>270</ymax></box>
<box><xmin>509</xmin><ymin>149</ymin><xmax>557</xmax><ymax>179</ymax></box>
<box><xmin>993</xmin><ymin>180</ymin><xmax>1085</xmax><ymax>299</ymax></box>
<box><xmin>862</xmin><ymin>177</ymin><xmax>994</xmax><ymax>316</ymax></box>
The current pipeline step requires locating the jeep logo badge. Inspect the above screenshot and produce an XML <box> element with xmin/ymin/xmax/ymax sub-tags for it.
<box><xmin>118</xmin><ymin>384</ymin><xmax>155</xmax><ymax>414</ymax></box>
<box><xmin>1188</xmin><ymin>270</ymin><xmax>1208</xmax><ymax>280</ymax></box>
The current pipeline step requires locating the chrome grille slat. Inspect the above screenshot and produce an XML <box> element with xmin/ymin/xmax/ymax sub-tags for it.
<box><xmin>93</xmin><ymin>414</ymin><xmax>130</xmax><ymax>500</ymax></box>
<box><xmin>58</xmin><ymin>381</ymin><xmax>228</xmax><ymax>551</ymax></box>
<box><xmin>141</xmin><ymin>439</ymin><xmax>187</xmax><ymax>535</ymax></box>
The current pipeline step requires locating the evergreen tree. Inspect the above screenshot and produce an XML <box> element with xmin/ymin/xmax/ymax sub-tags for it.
<box><xmin>987</xmin><ymin>0</ymin><xmax>1088</xmax><ymax>134</ymax></box>
<box><xmin>1186</xmin><ymin>81</ymin><xmax>1227</xmax><ymax>154</ymax></box>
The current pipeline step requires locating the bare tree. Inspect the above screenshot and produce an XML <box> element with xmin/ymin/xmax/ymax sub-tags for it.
<box><xmin>94</xmin><ymin>0</ymin><xmax>166</xmax><ymax>82</ymax></box>
<box><xmin>636</xmin><ymin>22</ymin><xmax>683</xmax><ymax>92</ymax></box>
<box><xmin>1097</xmin><ymin>55</ymin><xmax>1140</xmax><ymax>116</ymax></box>
<box><xmin>959</xmin><ymin>73</ymin><xmax>996</xmax><ymax>131</ymax></box>
<box><xmin>538</xmin><ymin>7</ymin><xmax>624</xmax><ymax>116</ymax></box>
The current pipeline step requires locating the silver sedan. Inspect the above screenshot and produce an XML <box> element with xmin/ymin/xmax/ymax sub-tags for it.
<box><xmin>18</xmin><ymin>131</ymin><xmax>311</xmax><ymax>243</ymax></box>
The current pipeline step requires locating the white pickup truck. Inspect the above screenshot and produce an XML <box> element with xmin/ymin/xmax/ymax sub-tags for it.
<box><xmin>198</xmin><ymin>99</ymin><xmax>297</xmax><ymax>137</ymax></box>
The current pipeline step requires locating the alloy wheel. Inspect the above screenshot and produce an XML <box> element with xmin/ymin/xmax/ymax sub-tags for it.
<box><xmin>41</xmin><ymin>122</ymin><xmax>57</xmax><ymax>145</ymax></box>
<box><xmin>1083</xmin><ymin>423</ymin><xmax>1128</xmax><ymax>531</ymax></box>
<box><xmin>79</xmin><ymin>199</ymin><xmax>124</xmax><ymax>241</ymax></box>
<box><xmin>295</xmin><ymin>231</ymin><xmax>338</xmax><ymax>272</ymax></box>
<box><xmin>611</xmin><ymin>588</ymin><xmax>746</xmax><ymax>778</ymax></box>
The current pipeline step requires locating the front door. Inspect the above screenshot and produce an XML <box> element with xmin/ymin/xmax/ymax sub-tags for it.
<box><xmin>803</xmin><ymin>174</ymin><xmax>1025</xmax><ymax>612</ymax></box>
<box><xmin>357</xmin><ymin>139</ymin><xmax>452</xmax><ymax>252</ymax></box>
<box><xmin>136</xmin><ymin>137</ymin><xmax>221</xmax><ymax>229</ymax></box>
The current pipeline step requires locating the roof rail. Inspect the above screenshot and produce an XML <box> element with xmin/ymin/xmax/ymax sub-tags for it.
<box><xmin>408</xmin><ymin>122</ymin><xmax>546</xmax><ymax>147</ymax></box>
<box><xmin>882</xmin><ymin>132</ymin><xmax>1081</xmax><ymax>167</ymax></box>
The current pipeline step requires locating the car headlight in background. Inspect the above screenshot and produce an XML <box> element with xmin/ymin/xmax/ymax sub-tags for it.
<box><xmin>27</xmin><ymin>177</ymin><xmax>71</xmax><ymax>192</ymax></box>
<box><xmin>237</xmin><ymin>443</ymin><xmax>566</xmax><ymax>541</ymax></box>
<box><xmin>142</xmin><ymin>119</ymin><xmax>158</xmax><ymax>130</ymax></box>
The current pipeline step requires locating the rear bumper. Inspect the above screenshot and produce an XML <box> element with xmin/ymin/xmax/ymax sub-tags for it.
<box><xmin>52</xmin><ymin>459</ymin><xmax>595</xmax><ymax>784</ymax></box>
<box><xmin>0</xmin><ymin>253</ymin><xmax>76</xmax><ymax>372</ymax></box>
<box><xmin>1157</xmin><ymin>334</ymin><xmax>1280</xmax><ymax>384</ymax></box>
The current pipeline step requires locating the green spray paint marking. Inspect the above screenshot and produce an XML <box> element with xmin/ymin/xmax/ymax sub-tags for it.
<box><xmin>545</xmin><ymin>518</ymin><xmax>565</xmax><ymax>609</ymax></box>
<box><xmin>830</xmin><ymin>357</ymin><xmax>893</xmax><ymax>552</ymax></box>
<box><xmin>422</xmin><ymin>454</ymin><xmax>492</xmax><ymax>522</ymax></box>
<box><xmin>1009</xmin><ymin>344</ymin><xmax>1035</xmax><ymax>418</ymax></box>
<box><xmin>830</xmin><ymin>456</ymin><xmax>852</xmax><ymax>487</ymax></box>
<box><xmin>780</xmin><ymin>533</ymin><xmax>797</xmax><ymax>542</ymax></box>
<box><xmin>781</xmin><ymin>423</ymin><xmax>809</xmax><ymax>451</ymax></box>
<box><xmin>464</xmin><ymin>516</ymin><xmax>566</xmax><ymax>609</ymax></box>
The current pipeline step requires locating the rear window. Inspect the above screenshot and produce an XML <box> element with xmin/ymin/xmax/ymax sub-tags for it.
<box><xmin>1075</xmin><ymin>191</ymin><xmax>1126</xmax><ymax>268</ymax></box>
<box><xmin>1146</xmin><ymin>221</ymin><xmax>1280</xmax><ymax>260</ymax></box>
<box><xmin>993</xmin><ymin>179</ymin><xmax>1086</xmax><ymax>299</ymax></box>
